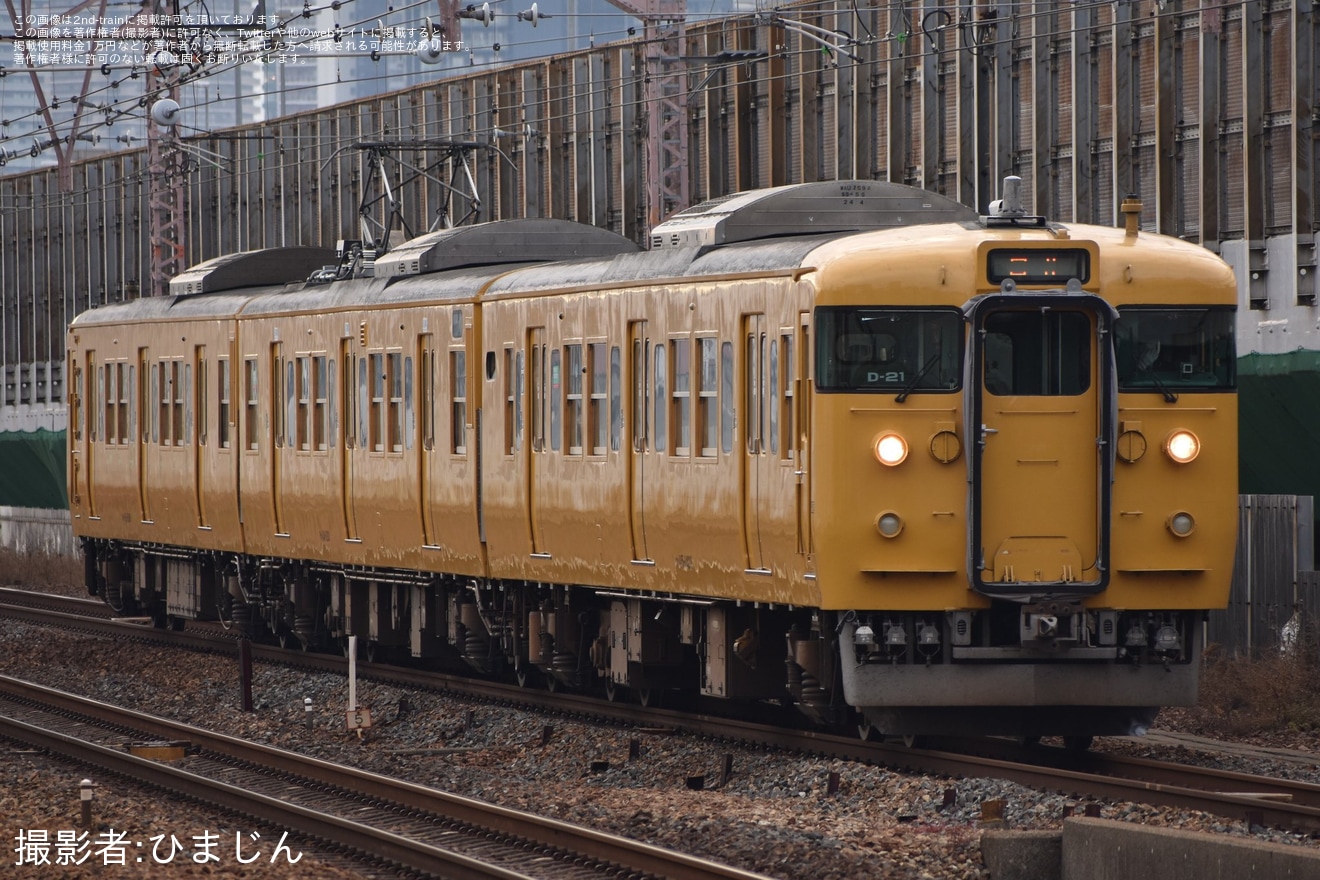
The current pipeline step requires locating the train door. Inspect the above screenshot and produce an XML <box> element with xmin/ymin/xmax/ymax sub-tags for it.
<box><xmin>794</xmin><ymin>311</ymin><xmax>814</xmax><ymax>560</ymax></box>
<box><xmin>627</xmin><ymin>320</ymin><xmax>649</xmax><ymax>561</ymax></box>
<box><xmin>193</xmin><ymin>346</ymin><xmax>208</xmax><ymax>528</ymax></box>
<box><xmin>742</xmin><ymin>312</ymin><xmax>771</xmax><ymax>573</ymax></box>
<box><xmin>527</xmin><ymin>326</ymin><xmax>548</xmax><ymax>555</ymax></box>
<box><xmin>341</xmin><ymin>342</ymin><xmax>359</xmax><ymax>541</ymax></box>
<box><xmin>418</xmin><ymin>334</ymin><xmax>437</xmax><ymax>546</ymax></box>
<box><xmin>137</xmin><ymin>349</ymin><xmax>150</xmax><ymax>522</ymax></box>
<box><xmin>71</xmin><ymin>354</ymin><xmax>92</xmax><ymax>517</ymax></box>
<box><xmin>968</xmin><ymin>293</ymin><xmax>1114</xmax><ymax>593</ymax></box>
<box><xmin>271</xmin><ymin>341</ymin><xmax>287</xmax><ymax>535</ymax></box>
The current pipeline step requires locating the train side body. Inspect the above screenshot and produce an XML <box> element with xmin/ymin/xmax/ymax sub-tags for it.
<box><xmin>68</xmin><ymin>181</ymin><xmax>1238</xmax><ymax>738</ymax></box>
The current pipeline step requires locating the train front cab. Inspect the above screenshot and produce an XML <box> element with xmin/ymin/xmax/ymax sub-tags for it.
<box><xmin>815</xmin><ymin>215</ymin><xmax>1237</xmax><ymax>740</ymax></box>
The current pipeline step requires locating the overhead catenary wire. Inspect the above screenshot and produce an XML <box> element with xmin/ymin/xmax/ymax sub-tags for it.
<box><xmin>0</xmin><ymin>0</ymin><xmax>1262</xmax><ymax>191</ymax></box>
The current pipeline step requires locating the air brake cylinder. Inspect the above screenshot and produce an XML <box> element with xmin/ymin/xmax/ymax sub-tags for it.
<box><xmin>458</xmin><ymin>601</ymin><xmax>490</xmax><ymax>657</ymax></box>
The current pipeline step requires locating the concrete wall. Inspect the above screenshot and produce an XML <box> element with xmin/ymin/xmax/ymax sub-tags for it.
<box><xmin>983</xmin><ymin>817</ymin><xmax>1320</xmax><ymax>880</ymax></box>
<box><xmin>0</xmin><ymin>507</ymin><xmax>75</xmax><ymax>558</ymax></box>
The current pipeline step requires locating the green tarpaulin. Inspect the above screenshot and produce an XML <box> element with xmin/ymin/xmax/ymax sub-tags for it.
<box><xmin>1238</xmin><ymin>350</ymin><xmax>1320</xmax><ymax>502</ymax></box>
<box><xmin>0</xmin><ymin>429</ymin><xmax>67</xmax><ymax>509</ymax></box>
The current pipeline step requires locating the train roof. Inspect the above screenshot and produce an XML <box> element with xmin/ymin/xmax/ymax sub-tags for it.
<box><xmin>647</xmin><ymin>180</ymin><xmax>978</xmax><ymax>250</ymax></box>
<box><xmin>70</xmin><ymin>181</ymin><xmax>989</xmax><ymax>328</ymax></box>
<box><xmin>69</xmin><ymin>288</ymin><xmax>256</xmax><ymax>327</ymax></box>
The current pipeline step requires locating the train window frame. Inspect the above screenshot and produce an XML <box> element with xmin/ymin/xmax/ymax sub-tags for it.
<box><xmin>297</xmin><ymin>356</ymin><xmax>312</xmax><ymax>451</ymax></box>
<box><xmin>357</xmin><ymin>356</ymin><xmax>369</xmax><ymax>450</ymax></box>
<box><xmin>720</xmin><ymin>341</ymin><xmax>734</xmax><ymax>454</ymax></box>
<box><xmin>284</xmin><ymin>358</ymin><xmax>296</xmax><ymax>449</ymax></box>
<box><xmin>315</xmin><ymin>355</ymin><xmax>329</xmax><ymax>451</ymax></box>
<box><xmin>369</xmin><ymin>352</ymin><xmax>384</xmax><ymax>452</ymax></box>
<box><xmin>196</xmin><ymin>353</ymin><xmax>207</xmax><ymax>448</ymax></box>
<box><xmin>549</xmin><ymin>347</ymin><xmax>562</xmax><ymax>452</ymax></box>
<box><xmin>589</xmin><ymin>341</ymin><xmax>608</xmax><ymax>456</ymax></box>
<box><xmin>654</xmin><ymin>343</ymin><xmax>668</xmax><ymax>453</ymax></box>
<box><xmin>670</xmin><ymin>336</ymin><xmax>691</xmax><ymax>458</ymax></box>
<box><xmin>90</xmin><ymin>359</ymin><xmax>100</xmax><ymax>443</ymax></box>
<box><xmin>565</xmin><ymin>342</ymin><xmax>584</xmax><ymax>456</ymax></box>
<box><xmin>218</xmin><ymin>358</ymin><xmax>231</xmax><ymax>450</ymax></box>
<box><xmin>104</xmin><ymin>361</ymin><xmax>119</xmax><ymax>445</ymax></box>
<box><xmin>449</xmin><ymin>349</ymin><xmax>465</xmax><ymax>455</ymax></box>
<box><xmin>128</xmin><ymin>362</ymin><xmax>137</xmax><ymax>445</ymax></box>
<box><xmin>768</xmin><ymin>335</ymin><xmax>779</xmax><ymax>455</ymax></box>
<box><xmin>402</xmin><ymin>355</ymin><xmax>414</xmax><ymax>452</ymax></box>
<box><xmin>70</xmin><ymin>362</ymin><xmax>82</xmax><ymax>443</ymax></box>
<box><xmin>504</xmin><ymin>346</ymin><xmax>517</xmax><ymax>455</ymax></box>
<box><xmin>389</xmin><ymin>352</ymin><xmax>405</xmax><ymax>453</ymax></box>
<box><xmin>608</xmin><ymin>345</ymin><xmax>621</xmax><ymax>452</ymax></box>
<box><xmin>814</xmin><ymin>306</ymin><xmax>964</xmax><ymax>394</ymax></box>
<box><xmin>530</xmin><ymin>333</ymin><xmax>546</xmax><ymax>453</ymax></box>
<box><xmin>983</xmin><ymin>310</ymin><xmax>1091</xmax><ymax>397</ymax></box>
<box><xmin>779</xmin><ymin>333</ymin><xmax>795</xmax><ymax>462</ymax></box>
<box><xmin>244</xmin><ymin>357</ymin><xmax>259</xmax><ymax>451</ymax></box>
<box><xmin>631</xmin><ymin>335</ymin><xmax>649</xmax><ymax>452</ymax></box>
<box><xmin>697</xmin><ymin>336</ymin><xmax>718</xmax><ymax>458</ymax></box>
<box><xmin>327</xmin><ymin>356</ymin><xmax>337</xmax><ymax>450</ymax></box>
<box><xmin>1114</xmin><ymin>306</ymin><xmax>1236</xmax><ymax>392</ymax></box>
<box><xmin>151</xmin><ymin>362</ymin><xmax>161</xmax><ymax>445</ymax></box>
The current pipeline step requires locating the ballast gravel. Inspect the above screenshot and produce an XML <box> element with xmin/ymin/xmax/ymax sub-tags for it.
<box><xmin>0</xmin><ymin>613</ymin><xmax>1317</xmax><ymax>880</ymax></box>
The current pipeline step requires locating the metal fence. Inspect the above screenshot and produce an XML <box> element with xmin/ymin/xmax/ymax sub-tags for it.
<box><xmin>1211</xmin><ymin>495</ymin><xmax>1317</xmax><ymax>657</ymax></box>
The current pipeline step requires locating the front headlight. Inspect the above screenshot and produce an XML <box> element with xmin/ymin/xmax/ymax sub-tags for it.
<box><xmin>1165</xmin><ymin>429</ymin><xmax>1200</xmax><ymax>464</ymax></box>
<box><xmin>874</xmin><ymin>432</ymin><xmax>908</xmax><ymax>466</ymax></box>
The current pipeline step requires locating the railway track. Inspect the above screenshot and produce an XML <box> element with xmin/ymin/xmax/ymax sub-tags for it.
<box><xmin>0</xmin><ymin>674</ymin><xmax>771</xmax><ymax>880</ymax></box>
<box><xmin>6</xmin><ymin>589</ymin><xmax>1320</xmax><ymax>838</ymax></box>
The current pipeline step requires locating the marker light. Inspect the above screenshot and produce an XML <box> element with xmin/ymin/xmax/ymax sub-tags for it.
<box><xmin>874</xmin><ymin>432</ymin><xmax>909</xmax><ymax>466</ymax></box>
<box><xmin>876</xmin><ymin>512</ymin><xmax>904</xmax><ymax>538</ymax></box>
<box><xmin>1167</xmin><ymin>511</ymin><xmax>1195</xmax><ymax>537</ymax></box>
<box><xmin>1165</xmin><ymin>430</ymin><xmax>1200</xmax><ymax>464</ymax></box>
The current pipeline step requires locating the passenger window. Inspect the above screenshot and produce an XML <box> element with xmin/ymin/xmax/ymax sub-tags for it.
<box><xmin>608</xmin><ymin>345</ymin><xmax>621</xmax><ymax>452</ymax></box>
<box><xmin>697</xmin><ymin>337</ymin><xmax>717</xmax><ymax>457</ymax></box>
<box><xmin>720</xmin><ymin>342</ymin><xmax>734</xmax><ymax>454</ymax></box>
<box><xmin>549</xmin><ymin>348</ymin><xmax>561</xmax><ymax>452</ymax></box>
<box><xmin>389</xmin><ymin>352</ymin><xmax>404</xmax><ymax>452</ymax></box>
<box><xmin>218</xmin><ymin>358</ymin><xmax>231</xmax><ymax>449</ymax></box>
<box><xmin>244</xmin><ymin>358</ymin><xmax>259</xmax><ymax>450</ymax></box>
<box><xmin>449</xmin><ymin>350</ymin><xmax>465</xmax><ymax>454</ymax></box>
<box><xmin>590</xmin><ymin>342</ymin><xmax>607</xmax><ymax>455</ymax></box>
<box><xmin>565</xmin><ymin>344</ymin><xmax>583</xmax><ymax>454</ymax></box>
<box><xmin>654</xmin><ymin>344</ymin><xmax>667</xmax><ymax>452</ymax></box>
<box><xmin>671</xmin><ymin>337</ymin><xmax>690</xmax><ymax>456</ymax></box>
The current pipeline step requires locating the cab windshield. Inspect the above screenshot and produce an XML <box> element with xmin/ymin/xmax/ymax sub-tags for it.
<box><xmin>815</xmin><ymin>308</ymin><xmax>962</xmax><ymax>393</ymax></box>
<box><xmin>1115</xmin><ymin>308</ymin><xmax>1235</xmax><ymax>391</ymax></box>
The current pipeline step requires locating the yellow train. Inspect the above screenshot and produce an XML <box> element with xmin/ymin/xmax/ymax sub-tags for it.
<box><xmin>68</xmin><ymin>179</ymin><xmax>1238</xmax><ymax>743</ymax></box>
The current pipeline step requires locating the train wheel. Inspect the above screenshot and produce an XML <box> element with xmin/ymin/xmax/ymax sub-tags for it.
<box><xmin>635</xmin><ymin>687</ymin><xmax>655</xmax><ymax>708</ymax></box>
<box><xmin>604</xmin><ymin>680</ymin><xmax>622</xmax><ymax>702</ymax></box>
<box><xmin>544</xmin><ymin>674</ymin><xmax>559</xmax><ymax>693</ymax></box>
<box><xmin>1063</xmin><ymin>735</ymin><xmax>1094</xmax><ymax>753</ymax></box>
<box><xmin>857</xmin><ymin>717</ymin><xmax>879</xmax><ymax>742</ymax></box>
<box><xmin>277</xmin><ymin>630</ymin><xmax>294</xmax><ymax>650</ymax></box>
<box><xmin>167</xmin><ymin>615</ymin><xmax>185</xmax><ymax>632</ymax></box>
<box><xmin>902</xmin><ymin>734</ymin><xmax>929</xmax><ymax>749</ymax></box>
<box><xmin>515</xmin><ymin>666</ymin><xmax>530</xmax><ymax>688</ymax></box>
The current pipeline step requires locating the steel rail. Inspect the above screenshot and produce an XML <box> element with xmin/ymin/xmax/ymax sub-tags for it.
<box><xmin>7</xmin><ymin>595</ymin><xmax>1320</xmax><ymax>835</ymax></box>
<box><xmin>0</xmin><ymin>675</ymin><xmax>772</xmax><ymax>880</ymax></box>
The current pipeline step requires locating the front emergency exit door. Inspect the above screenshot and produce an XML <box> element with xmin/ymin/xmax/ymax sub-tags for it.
<box><xmin>968</xmin><ymin>293</ymin><xmax>1114</xmax><ymax>594</ymax></box>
